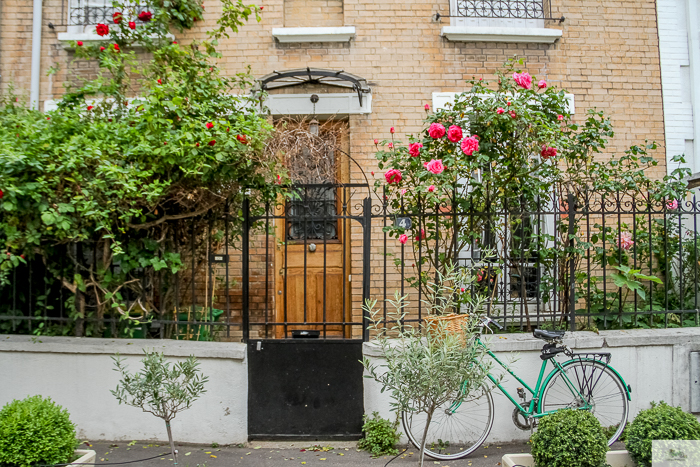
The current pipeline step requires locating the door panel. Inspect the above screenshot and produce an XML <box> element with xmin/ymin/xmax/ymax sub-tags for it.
<box><xmin>275</xmin><ymin>241</ymin><xmax>347</xmax><ymax>338</ymax></box>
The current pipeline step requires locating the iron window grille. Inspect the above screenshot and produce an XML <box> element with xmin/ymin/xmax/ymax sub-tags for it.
<box><xmin>67</xmin><ymin>0</ymin><xmax>152</xmax><ymax>26</ymax></box>
<box><xmin>438</xmin><ymin>0</ymin><xmax>564</xmax><ymax>22</ymax></box>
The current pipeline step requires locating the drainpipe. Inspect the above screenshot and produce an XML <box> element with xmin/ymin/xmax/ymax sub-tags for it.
<box><xmin>30</xmin><ymin>0</ymin><xmax>43</xmax><ymax>110</ymax></box>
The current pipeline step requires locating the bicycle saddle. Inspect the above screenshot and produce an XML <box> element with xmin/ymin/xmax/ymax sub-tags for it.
<box><xmin>533</xmin><ymin>329</ymin><xmax>565</xmax><ymax>341</ymax></box>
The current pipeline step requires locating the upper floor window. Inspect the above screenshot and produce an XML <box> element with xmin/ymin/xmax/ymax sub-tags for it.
<box><xmin>448</xmin><ymin>0</ymin><xmax>554</xmax><ymax>28</ymax></box>
<box><xmin>67</xmin><ymin>0</ymin><xmax>151</xmax><ymax>30</ymax></box>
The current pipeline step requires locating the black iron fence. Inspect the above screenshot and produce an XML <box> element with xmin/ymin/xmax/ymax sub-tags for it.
<box><xmin>455</xmin><ymin>0</ymin><xmax>553</xmax><ymax>20</ymax></box>
<box><xmin>1</xmin><ymin>188</ymin><xmax>699</xmax><ymax>340</ymax></box>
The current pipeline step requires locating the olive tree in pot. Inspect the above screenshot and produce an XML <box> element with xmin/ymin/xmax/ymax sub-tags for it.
<box><xmin>362</xmin><ymin>266</ymin><xmax>493</xmax><ymax>467</ymax></box>
<box><xmin>111</xmin><ymin>351</ymin><xmax>208</xmax><ymax>464</ymax></box>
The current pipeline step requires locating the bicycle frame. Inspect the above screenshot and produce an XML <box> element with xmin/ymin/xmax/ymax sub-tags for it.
<box><xmin>465</xmin><ymin>337</ymin><xmax>593</xmax><ymax>419</ymax></box>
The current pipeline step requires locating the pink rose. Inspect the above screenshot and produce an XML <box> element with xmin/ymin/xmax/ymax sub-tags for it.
<box><xmin>509</xmin><ymin>110</ymin><xmax>517</xmax><ymax>119</ymax></box>
<box><xmin>461</xmin><ymin>136</ymin><xmax>479</xmax><ymax>156</ymax></box>
<box><xmin>400</xmin><ymin>189</ymin><xmax>407</xmax><ymax>195</ymax></box>
<box><xmin>496</xmin><ymin>107</ymin><xmax>505</xmax><ymax>114</ymax></box>
<box><xmin>513</xmin><ymin>72</ymin><xmax>532</xmax><ymax>90</ymax></box>
<box><xmin>541</xmin><ymin>146</ymin><xmax>557</xmax><ymax>160</ymax></box>
<box><xmin>77</xmin><ymin>41</ymin><xmax>83</xmax><ymax>46</ymax></box>
<box><xmin>424</xmin><ymin>159</ymin><xmax>445</xmax><ymax>175</ymax></box>
<box><xmin>618</xmin><ymin>232</ymin><xmax>634</xmax><ymax>250</ymax></box>
<box><xmin>424</xmin><ymin>104</ymin><xmax>430</xmax><ymax>110</ymax></box>
<box><xmin>390</xmin><ymin>127</ymin><xmax>395</xmax><ymax>134</ymax></box>
<box><xmin>374</xmin><ymin>139</ymin><xmax>378</xmax><ymax>145</ymax></box>
<box><xmin>415</xmin><ymin>229</ymin><xmax>426</xmax><ymax>241</ymax></box>
<box><xmin>408</xmin><ymin>142</ymin><xmax>423</xmax><ymax>157</ymax></box>
<box><xmin>428</xmin><ymin>123</ymin><xmax>446</xmax><ymax>139</ymax></box>
<box><xmin>427</xmin><ymin>185</ymin><xmax>435</xmax><ymax>193</ymax></box>
<box><xmin>385</xmin><ymin>169</ymin><xmax>402</xmax><ymax>184</ymax></box>
<box><xmin>538</xmin><ymin>80</ymin><xmax>547</xmax><ymax>89</ymax></box>
<box><xmin>557</xmin><ymin>114</ymin><xmax>564</xmax><ymax>121</ymax></box>
<box><xmin>667</xmin><ymin>199</ymin><xmax>679</xmax><ymax>210</ymax></box>
<box><xmin>506</xmin><ymin>101</ymin><xmax>512</xmax><ymax>106</ymax></box>
<box><xmin>388</xmin><ymin>142</ymin><xmax>394</xmax><ymax>149</ymax></box>
<box><xmin>447</xmin><ymin>125</ymin><xmax>463</xmax><ymax>143</ymax></box>
<box><xmin>399</xmin><ymin>234</ymin><xmax>408</xmax><ymax>244</ymax></box>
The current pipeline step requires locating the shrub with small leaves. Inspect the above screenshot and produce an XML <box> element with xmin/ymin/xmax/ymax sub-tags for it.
<box><xmin>358</xmin><ymin>412</ymin><xmax>401</xmax><ymax>457</ymax></box>
<box><xmin>626</xmin><ymin>401</ymin><xmax>700</xmax><ymax>467</ymax></box>
<box><xmin>530</xmin><ymin>409</ymin><xmax>608</xmax><ymax>467</ymax></box>
<box><xmin>0</xmin><ymin>396</ymin><xmax>77</xmax><ymax>467</ymax></box>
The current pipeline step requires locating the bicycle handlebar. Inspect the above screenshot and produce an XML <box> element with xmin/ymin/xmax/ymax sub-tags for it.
<box><xmin>480</xmin><ymin>316</ymin><xmax>504</xmax><ymax>331</ymax></box>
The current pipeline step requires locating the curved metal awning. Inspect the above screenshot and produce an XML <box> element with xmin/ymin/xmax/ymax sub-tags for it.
<box><xmin>256</xmin><ymin>68</ymin><xmax>371</xmax><ymax>106</ymax></box>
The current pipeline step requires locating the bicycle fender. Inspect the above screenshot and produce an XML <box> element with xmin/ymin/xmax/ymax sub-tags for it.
<box><xmin>540</xmin><ymin>358</ymin><xmax>632</xmax><ymax>402</ymax></box>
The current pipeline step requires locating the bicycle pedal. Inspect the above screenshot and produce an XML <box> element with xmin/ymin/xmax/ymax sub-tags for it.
<box><xmin>517</xmin><ymin>387</ymin><xmax>526</xmax><ymax>400</ymax></box>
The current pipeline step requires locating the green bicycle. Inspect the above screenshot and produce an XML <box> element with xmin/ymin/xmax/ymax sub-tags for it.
<box><xmin>402</xmin><ymin>316</ymin><xmax>631</xmax><ymax>460</ymax></box>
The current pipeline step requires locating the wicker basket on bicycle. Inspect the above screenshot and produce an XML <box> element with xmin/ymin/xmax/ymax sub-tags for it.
<box><xmin>423</xmin><ymin>313</ymin><xmax>471</xmax><ymax>346</ymax></box>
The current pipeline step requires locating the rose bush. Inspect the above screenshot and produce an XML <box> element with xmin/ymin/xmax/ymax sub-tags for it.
<box><xmin>0</xmin><ymin>0</ymin><xmax>286</xmax><ymax>337</ymax></box>
<box><xmin>373</xmin><ymin>58</ymin><xmax>689</xmax><ymax>326</ymax></box>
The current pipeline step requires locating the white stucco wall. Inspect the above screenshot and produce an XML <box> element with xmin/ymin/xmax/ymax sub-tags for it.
<box><xmin>0</xmin><ymin>336</ymin><xmax>247</xmax><ymax>444</ymax></box>
<box><xmin>363</xmin><ymin>328</ymin><xmax>700</xmax><ymax>443</ymax></box>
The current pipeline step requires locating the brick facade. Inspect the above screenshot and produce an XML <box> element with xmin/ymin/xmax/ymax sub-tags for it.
<box><xmin>0</xmin><ymin>0</ymin><xmax>669</xmax><ymax>339</ymax></box>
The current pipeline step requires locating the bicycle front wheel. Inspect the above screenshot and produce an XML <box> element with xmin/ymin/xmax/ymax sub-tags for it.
<box><xmin>401</xmin><ymin>384</ymin><xmax>494</xmax><ymax>460</ymax></box>
<box><xmin>540</xmin><ymin>360</ymin><xmax>629</xmax><ymax>445</ymax></box>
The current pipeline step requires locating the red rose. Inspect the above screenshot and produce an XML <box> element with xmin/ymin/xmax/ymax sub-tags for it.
<box><xmin>20</xmin><ymin>254</ymin><xmax>25</xmax><ymax>260</ymax></box>
<box><xmin>87</xmin><ymin>105</ymin><xmax>93</xmax><ymax>111</ymax></box>
<box><xmin>172</xmin><ymin>41</ymin><xmax>178</xmax><ymax>44</ymax></box>
<box><xmin>138</xmin><ymin>11</ymin><xmax>153</xmax><ymax>22</ymax></box>
<box><xmin>113</xmin><ymin>43</ymin><xmax>120</xmax><ymax>52</ymax></box>
<box><xmin>77</xmin><ymin>41</ymin><xmax>83</xmax><ymax>46</ymax></box>
<box><xmin>0</xmin><ymin>189</ymin><xmax>3</xmax><ymax>199</ymax></box>
<box><xmin>129</xmin><ymin>21</ymin><xmax>136</xmax><ymax>30</ymax></box>
<box><xmin>96</xmin><ymin>23</ymin><xmax>109</xmax><ymax>36</ymax></box>
<box><xmin>260</xmin><ymin>6</ymin><xmax>264</xmax><ymax>9</ymax></box>
<box><xmin>113</xmin><ymin>11</ymin><xmax>123</xmax><ymax>24</ymax></box>
<box><xmin>157</xmin><ymin>79</ymin><xmax>162</xmax><ymax>84</ymax></box>
<box><xmin>100</xmin><ymin>46</ymin><xmax>106</xmax><ymax>51</ymax></box>
<box><xmin>195</xmin><ymin>142</ymin><xmax>200</xmax><ymax>147</ymax></box>
<box><xmin>237</xmin><ymin>134</ymin><xmax>248</xmax><ymax>144</ymax></box>
<box><xmin>208</xmin><ymin>140</ymin><xmax>216</xmax><ymax>146</ymax></box>
<box><xmin>226</xmin><ymin>127</ymin><xmax>230</xmax><ymax>133</ymax></box>
<box><xmin>540</xmin><ymin>145</ymin><xmax>557</xmax><ymax>160</ymax></box>
<box><xmin>46</xmin><ymin>117</ymin><xmax>50</xmax><ymax>120</ymax></box>
<box><xmin>206</xmin><ymin>122</ymin><xmax>214</xmax><ymax>129</ymax></box>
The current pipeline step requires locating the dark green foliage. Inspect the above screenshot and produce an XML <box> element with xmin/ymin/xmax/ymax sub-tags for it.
<box><xmin>357</xmin><ymin>412</ymin><xmax>401</xmax><ymax>457</ymax></box>
<box><xmin>626</xmin><ymin>401</ymin><xmax>700</xmax><ymax>467</ymax></box>
<box><xmin>530</xmin><ymin>409</ymin><xmax>608</xmax><ymax>467</ymax></box>
<box><xmin>0</xmin><ymin>396</ymin><xmax>77</xmax><ymax>467</ymax></box>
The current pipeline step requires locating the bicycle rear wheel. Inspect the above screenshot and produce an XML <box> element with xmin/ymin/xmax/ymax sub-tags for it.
<box><xmin>540</xmin><ymin>360</ymin><xmax>629</xmax><ymax>445</ymax></box>
<box><xmin>401</xmin><ymin>384</ymin><xmax>494</xmax><ymax>460</ymax></box>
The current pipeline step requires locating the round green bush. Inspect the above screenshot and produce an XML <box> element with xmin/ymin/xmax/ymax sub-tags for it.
<box><xmin>530</xmin><ymin>409</ymin><xmax>608</xmax><ymax>467</ymax></box>
<box><xmin>0</xmin><ymin>396</ymin><xmax>77</xmax><ymax>467</ymax></box>
<box><xmin>626</xmin><ymin>401</ymin><xmax>700</xmax><ymax>467</ymax></box>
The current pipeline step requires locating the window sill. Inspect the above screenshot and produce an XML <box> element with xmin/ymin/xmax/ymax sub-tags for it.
<box><xmin>271</xmin><ymin>27</ymin><xmax>356</xmax><ymax>43</ymax></box>
<box><xmin>441</xmin><ymin>26</ymin><xmax>562</xmax><ymax>43</ymax></box>
<box><xmin>56</xmin><ymin>31</ymin><xmax>175</xmax><ymax>49</ymax></box>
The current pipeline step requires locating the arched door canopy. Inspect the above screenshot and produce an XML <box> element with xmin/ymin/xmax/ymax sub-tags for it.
<box><xmin>256</xmin><ymin>68</ymin><xmax>371</xmax><ymax>107</ymax></box>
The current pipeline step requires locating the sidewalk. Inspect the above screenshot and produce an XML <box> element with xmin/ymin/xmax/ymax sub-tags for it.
<box><xmin>87</xmin><ymin>440</ymin><xmax>532</xmax><ymax>467</ymax></box>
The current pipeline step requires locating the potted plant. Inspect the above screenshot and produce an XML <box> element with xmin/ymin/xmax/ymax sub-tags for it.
<box><xmin>0</xmin><ymin>395</ymin><xmax>95</xmax><ymax>467</ymax></box>
<box><xmin>502</xmin><ymin>409</ymin><xmax>633</xmax><ymax>467</ymax></box>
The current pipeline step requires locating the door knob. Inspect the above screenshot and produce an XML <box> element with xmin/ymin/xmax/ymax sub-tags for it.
<box><xmin>308</xmin><ymin>243</ymin><xmax>316</xmax><ymax>252</ymax></box>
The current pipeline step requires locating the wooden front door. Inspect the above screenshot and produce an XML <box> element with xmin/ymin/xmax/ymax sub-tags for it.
<box><xmin>274</xmin><ymin>185</ymin><xmax>351</xmax><ymax>338</ymax></box>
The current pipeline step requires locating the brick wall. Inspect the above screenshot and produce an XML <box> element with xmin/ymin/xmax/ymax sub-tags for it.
<box><xmin>0</xmin><ymin>0</ymin><xmax>669</xmax><ymax>339</ymax></box>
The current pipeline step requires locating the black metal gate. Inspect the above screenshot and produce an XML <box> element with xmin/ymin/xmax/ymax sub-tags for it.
<box><xmin>242</xmin><ymin>183</ymin><xmax>371</xmax><ymax>438</ymax></box>
<box><xmin>247</xmin><ymin>340</ymin><xmax>364</xmax><ymax>439</ymax></box>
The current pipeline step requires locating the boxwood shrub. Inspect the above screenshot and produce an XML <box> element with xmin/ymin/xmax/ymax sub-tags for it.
<box><xmin>626</xmin><ymin>401</ymin><xmax>700</xmax><ymax>467</ymax></box>
<box><xmin>0</xmin><ymin>396</ymin><xmax>77</xmax><ymax>467</ymax></box>
<box><xmin>530</xmin><ymin>409</ymin><xmax>608</xmax><ymax>467</ymax></box>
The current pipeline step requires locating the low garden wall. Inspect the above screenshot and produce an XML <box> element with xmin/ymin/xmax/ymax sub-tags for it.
<box><xmin>363</xmin><ymin>328</ymin><xmax>700</xmax><ymax>443</ymax></box>
<box><xmin>0</xmin><ymin>336</ymin><xmax>247</xmax><ymax>444</ymax></box>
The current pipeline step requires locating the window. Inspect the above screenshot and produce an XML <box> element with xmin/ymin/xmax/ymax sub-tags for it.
<box><xmin>67</xmin><ymin>0</ymin><xmax>151</xmax><ymax>31</ymax></box>
<box><xmin>449</xmin><ymin>0</ymin><xmax>552</xmax><ymax>28</ymax></box>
